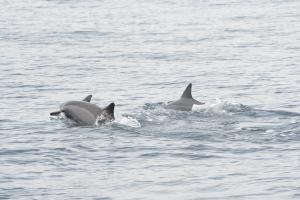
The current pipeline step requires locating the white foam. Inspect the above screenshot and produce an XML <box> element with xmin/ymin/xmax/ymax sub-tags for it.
<box><xmin>116</xmin><ymin>115</ymin><xmax>141</xmax><ymax>128</ymax></box>
<box><xmin>194</xmin><ymin>99</ymin><xmax>247</xmax><ymax>115</ymax></box>
<box><xmin>266</xmin><ymin>129</ymin><xmax>275</xmax><ymax>133</ymax></box>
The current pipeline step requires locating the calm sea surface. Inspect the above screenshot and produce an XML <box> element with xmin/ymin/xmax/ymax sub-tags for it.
<box><xmin>1</xmin><ymin>0</ymin><xmax>300</xmax><ymax>199</ymax></box>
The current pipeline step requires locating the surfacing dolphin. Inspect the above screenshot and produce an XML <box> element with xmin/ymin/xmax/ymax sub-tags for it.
<box><xmin>165</xmin><ymin>83</ymin><xmax>204</xmax><ymax>111</ymax></box>
<box><xmin>50</xmin><ymin>95</ymin><xmax>115</xmax><ymax>126</ymax></box>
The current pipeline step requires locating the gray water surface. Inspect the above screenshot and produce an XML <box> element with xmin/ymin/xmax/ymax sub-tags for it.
<box><xmin>1</xmin><ymin>0</ymin><xmax>300</xmax><ymax>199</ymax></box>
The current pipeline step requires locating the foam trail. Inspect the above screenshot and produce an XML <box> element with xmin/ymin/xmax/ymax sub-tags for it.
<box><xmin>194</xmin><ymin>99</ymin><xmax>252</xmax><ymax>115</ymax></box>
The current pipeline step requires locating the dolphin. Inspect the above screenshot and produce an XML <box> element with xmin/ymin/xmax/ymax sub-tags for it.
<box><xmin>165</xmin><ymin>83</ymin><xmax>204</xmax><ymax>111</ymax></box>
<box><xmin>50</xmin><ymin>95</ymin><xmax>115</xmax><ymax>125</ymax></box>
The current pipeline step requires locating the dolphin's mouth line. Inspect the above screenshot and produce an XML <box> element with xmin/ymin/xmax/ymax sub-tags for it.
<box><xmin>50</xmin><ymin>110</ymin><xmax>61</xmax><ymax>116</ymax></box>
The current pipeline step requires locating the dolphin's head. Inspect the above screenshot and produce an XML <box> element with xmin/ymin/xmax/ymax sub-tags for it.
<box><xmin>96</xmin><ymin>103</ymin><xmax>115</xmax><ymax>124</ymax></box>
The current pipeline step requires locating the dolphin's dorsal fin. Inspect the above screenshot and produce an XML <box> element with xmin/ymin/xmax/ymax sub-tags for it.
<box><xmin>82</xmin><ymin>95</ymin><xmax>92</xmax><ymax>102</ymax></box>
<box><xmin>181</xmin><ymin>83</ymin><xmax>205</xmax><ymax>105</ymax></box>
<box><xmin>181</xmin><ymin>83</ymin><xmax>193</xmax><ymax>99</ymax></box>
<box><xmin>104</xmin><ymin>103</ymin><xmax>115</xmax><ymax>119</ymax></box>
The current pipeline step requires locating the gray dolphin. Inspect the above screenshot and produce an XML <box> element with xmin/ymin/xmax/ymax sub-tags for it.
<box><xmin>165</xmin><ymin>83</ymin><xmax>204</xmax><ymax>111</ymax></box>
<box><xmin>50</xmin><ymin>95</ymin><xmax>115</xmax><ymax>125</ymax></box>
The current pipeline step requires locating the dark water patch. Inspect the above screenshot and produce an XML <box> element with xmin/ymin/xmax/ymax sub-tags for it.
<box><xmin>4</xmin><ymin>158</ymin><xmax>39</xmax><ymax>165</ymax></box>
<box><xmin>48</xmin><ymin>147</ymin><xmax>75</xmax><ymax>154</ymax></box>
<box><xmin>0</xmin><ymin>119</ymin><xmax>17</xmax><ymax>123</ymax></box>
<box><xmin>0</xmin><ymin>194</ymin><xmax>10</xmax><ymax>200</ymax></box>
<box><xmin>94</xmin><ymin>198</ymin><xmax>113</xmax><ymax>200</ymax></box>
<box><xmin>170</xmin><ymin>152</ymin><xmax>222</xmax><ymax>160</ymax></box>
<box><xmin>139</xmin><ymin>151</ymin><xmax>221</xmax><ymax>160</ymax></box>
<box><xmin>0</xmin><ymin>148</ymin><xmax>40</xmax><ymax>156</ymax></box>
<box><xmin>71</xmin><ymin>144</ymin><xmax>98</xmax><ymax>152</ymax></box>
<box><xmin>182</xmin><ymin>144</ymin><xmax>213</xmax><ymax>151</ymax></box>
<box><xmin>256</xmin><ymin>109</ymin><xmax>300</xmax><ymax>117</ymax></box>
<box><xmin>139</xmin><ymin>152</ymin><xmax>163</xmax><ymax>158</ymax></box>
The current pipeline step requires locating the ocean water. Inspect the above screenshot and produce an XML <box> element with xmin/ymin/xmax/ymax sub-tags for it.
<box><xmin>1</xmin><ymin>0</ymin><xmax>300</xmax><ymax>199</ymax></box>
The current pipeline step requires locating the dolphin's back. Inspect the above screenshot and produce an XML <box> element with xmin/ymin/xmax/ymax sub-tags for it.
<box><xmin>63</xmin><ymin>105</ymin><xmax>96</xmax><ymax>125</ymax></box>
<box><xmin>61</xmin><ymin>101</ymin><xmax>102</xmax><ymax>117</ymax></box>
<box><xmin>165</xmin><ymin>98</ymin><xmax>194</xmax><ymax>111</ymax></box>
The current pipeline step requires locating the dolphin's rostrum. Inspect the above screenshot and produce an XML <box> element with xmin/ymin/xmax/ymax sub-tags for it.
<box><xmin>165</xmin><ymin>83</ymin><xmax>204</xmax><ymax>111</ymax></box>
<box><xmin>50</xmin><ymin>95</ymin><xmax>115</xmax><ymax>125</ymax></box>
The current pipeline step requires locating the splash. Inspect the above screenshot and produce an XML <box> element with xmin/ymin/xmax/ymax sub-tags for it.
<box><xmin>194</xmin><ymin>99</ymin><xmax>252</xmax><ymax>116</ymax></box>
<box><xmin>114</xmin><ymin>114</ymin><xmax>141</xmax><ymax>128</ymax></box>
<box><xmin>95</xmin><ymin>114</ymin><xmax>110</xmax><ymax>126</ymax></box>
